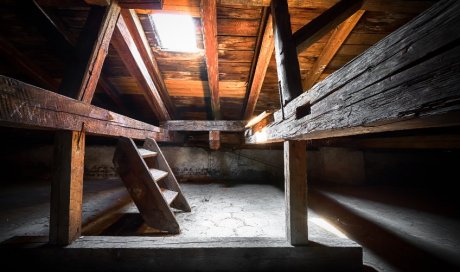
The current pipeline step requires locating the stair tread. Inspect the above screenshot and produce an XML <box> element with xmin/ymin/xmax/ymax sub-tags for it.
<box><xmin>138</xmin><ymin>148</ymin><xmax>158</xmax><ymax>158</ymax></box>
<box><xmin>160</xmin><ymin>188</ymin><xmax>179</xmax><ymax>205</ymax></box>
<box><xmin>150</xmin><ymin>168</ymin><xmax>168</xmax><ymax>182</ymax></box>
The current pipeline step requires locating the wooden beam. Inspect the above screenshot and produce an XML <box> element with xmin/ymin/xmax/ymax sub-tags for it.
<box><xmin>302</xmin><ymin>10</ymin><xmax>365</xmax><ymax>91</ymax></box>
<box><xmin>284</xmin><ymin>140</ymin><xmax>308</xmax><ymax>245</ymax></box>
<box><xmin>245</xmin><ymin>0</ymin><xmax>460</xmax><ymax>144</ymax></box>
<box><xmin>201</xmin><ymin>0</ymin><xmax>221</xmax><ymax>120</ymax></box>
<box><xmin>272</xmin><ymin>0</ymin><xmax>302</xmax><ymax>107</ymax></box>
<box><xmin>242</xmin><ymin>14</ymin><xmax>274</xmax><ymax>120</ymax></box>
<box><xmin>0</xmin><ymin>37</ymin><xmax>60</xmax><ymax>91</ymax></box>
<box><xmin>112</xmin><ymin>15</ymin><xmax>171</xmax><ymax>121</ymax></box>
<box><xmin>162</xmin><ymin>120</ymin><xmax>246</xmax><ymax>132</ymax></box>
<box><xmin>293</xmin><ymin>0</ymin><xmax>363</xmax><ymax>54</ymax></box>
<box><xmin>119</xmin><ymin>0</ymin><xmax>163</xmax><ymax>9</ymax></box>
<box><xmin>85</xmin><ymin>0</ymin><xmax>110</xmax><ymax>6</ymax></box>
<box><xmin>121</xmin><ymin>9</ymin><xmax>176</xmax><ymax>118</ymax></box>
<box><xmin>0</xmin><ymin>76</ymin><xmax>168</xmax><ymax>140</ymax></box>
<box><xmin>209</xmin><ymin>131</ymin><xmax>221</xmax><ymax>150</ymax></box>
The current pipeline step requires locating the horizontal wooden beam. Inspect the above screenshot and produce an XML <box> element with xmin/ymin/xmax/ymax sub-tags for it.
<box><xmin>162</xmin><ymin>120</ymin><xmax>246</xmax><ymax>132</ymax></box>
<box><xmin>84</xmin><ymin>0</ymin><xmax>163</xmax><ymax>9</ymax></box>
<box><xmin>293</xmin><ymin>0</ymin><xmax>363</xmax><ymax>54</ymax></box>
<box><xmin>245</xmin><ymin>0</ymin><xmax>460</xmax><ymax>144</ymax></box>
<box><xmin>0</xmin><ymin>76</ymin><xmax>170</xmax><ymax>141</ymax></box>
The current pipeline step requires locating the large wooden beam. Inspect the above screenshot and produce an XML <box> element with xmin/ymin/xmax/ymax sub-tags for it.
<box><xmin>284</xmin><ymin>140</ymin><xmax>308</xmax><ymax>245</ymax></box>
<box><xmin>162</xmin><ymin>120</ymin><xmax>246</xmax><ymax>131</ymax></box>
<box><xmin>85</xmin><ymin>0</ymin><xmax>163</xmax><ymax>9</ymax></box>
<box><xmin>293</xmin><ymin>0</ymin><xmax>363</xmax><ymax>54</ymax></box>
<box><xmin>242</xmin><ymin>14</ymin><xmax>274</xmax><ymax>120</ymax></box>
<box><xmin>112</xmin><ymin>15</ymin><xmax>171</xmax><ymax>121</ymax></box>
<box><xmin>201</xmin><ymin>0</ymin><xmax>221</xmax><ymax>120</ymax></box>
<box><xmin>120</xmin><ymin>9</ymin><xmax>176</xmax><ymax>118</ymax></box>
<box><xmin>246</xmin><ymin>0</ymin><xmax>460</xmax><ymax>144</ymax></box>
<box><xmin>302</xmin><ymin>10</ymin><xmax>365</xmax><ymax>91</ymax></box>
<box><xmin>0</xmin><ymin>76</ymin><xmax>167</xmax><ymax>140</ymax></box>
<box><xmin>272</xmin><ymin>0</ymin><xmax>302</xmax><ymax>107</ymax></box>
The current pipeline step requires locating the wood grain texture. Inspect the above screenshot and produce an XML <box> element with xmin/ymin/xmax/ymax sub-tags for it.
<box><xmin>284</xmin><ymin>140</ymin><xmax>308</xmax><ymax>245</ymax></box>
<box><xmin>209</xmin><ymin>130</ymin><xmax>221</xmax><ymax>150</ymax></box>
<box><xmin>272</xmin><ymin>0</ymin><xmax>302</xmax><ymax>106</ymax></box>
<box><xmin>201</xmin><ymin>0</ymin><xmax>221</xmax><ymax>119</ymax></box>
<box><xmin>0</xmin><ymin>76</ymin><xmax>169</xmax><ymax>140</ymax></box>
<box><xmin>246</xmin><ymin>0</ymin><xmax>460</xmax><ymax>144</ymax></box>
<box><xmin>162</xmin><ymin>120</ymin><xmax>246</xmax><ymax>131</ymax></box>
<box><xmin>302</xmin><ymin>10</ymin><xmax>365</xmax><ymax>91</ymax></box>
<box><xmin>293</xmin><ymin>0</ymin><xmax>363</xmax><ymax>54</ymax></box>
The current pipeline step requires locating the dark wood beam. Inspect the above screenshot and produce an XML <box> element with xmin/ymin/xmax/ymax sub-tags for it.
<box><xmin>246</xmin><ymin>0</ymin><xmax>460</xmax><ymax>144</ymax></box>
<box><xmin>0</xmin><ymin>76</ymin><xmax>167</xmax><ymax>140</ymax></box>
<box><xmin>121</xmin><ymin>9</ymin><xmax>176</xmax><ymax>118</ymax></box>
<box><xmin>293</xmin><ymin>0</ymin><xmax>363</xmax><ymax>54</ymax></box>
<box><xmin>272</xmin><ymin>0</ymin><xmax>302</xmax><ymax>107</ymax></box>
<box><xmin>85</xmin><ymin>0</ymin><xmax>163</xmax><ymax>9</ymax></box>
<box><xmin>201</xmin><ymin>0</ymin><xmax>221</xmax><ymax>120</ymax></box>
<box><xmin>242</xmin><ymin>13</ymin><xmax>274</xmax><ymax>120</ymax></box>
<box><xmin>85</xmin><ymin>0</ymin><xmax>110</xmax><ymax>5</ymax></box>
<box><xmin>162</xmin><ymin>120</ymin><xmax>246</xmax><ymax>132</ymax></box>
<box><xmin>284</xmin><ymin>140</ymin><xmax>308</xmax><ymax>245</ymax></box>
<box><xmin>302</xmin><ymin>10</ymin><xmax>365</xmax><ymax>91</ymax></box>
<box><xmin>112</xmin><ymin>15</ymin><xmax>171</xmax><ymax>121</ymax></box>
<box><xmin>209</xmin><ymin>130</ymin><xmax>221</xmax><ymax>150</ymax></box>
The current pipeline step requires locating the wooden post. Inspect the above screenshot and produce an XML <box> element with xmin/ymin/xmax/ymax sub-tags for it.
<box><xmin>271</xmin><ymin>0</ymin><xmax>302</xmax><ymax>107</ymax></box>
<box><xmin>209</xmin><ymin>131</ymin><xmax>221</xmax><ymax>150</ymax></box>
<box><xmin>284</xmin><ymin>140</ymin><xmax>308</xmax><ymax>245</ymax></box>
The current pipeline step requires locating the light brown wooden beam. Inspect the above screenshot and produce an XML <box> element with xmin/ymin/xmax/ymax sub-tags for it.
<box><xmin>209</xmin><ymin>130</ymin><xmax>221</xmax><ymax>150</ymax></box>
<box><xmin>245</xmin><ymin>0</ymin><xmax>460</xmax><ymax>144</ymax></box>
<box><xmin>112</xmin><ymin>15</ymin><xmax>171</xmax><ymax>121</ymax></box>
<box><xmin>293</xmin><ymin>0</ymin><xmax>363</xmax><ymax>54</ymax></box>
<box><xmin>302</xmin><ymin>10</ymin><xmax>365</xmax><ymax>91</ymax></box>
<box><xmin>242</xmin><ymin>13</ymin><xmax>274</xmax><ymax>120</ymax></box>
<box><xmin>284</xmin><ymin>140</ymin><xmax>308</xmax><ymax>245</ymax></box>
<box><xmin>0</xmin><ymin>76</ymin><xmax>168</xmax><ymax>140</ymax></box>
<box><xmin>201</xmin><ymin>0</ymin><xmax>221</xmax><ymax>120</ymax></box>
<box><xmin>162</xmin><ymin>120</ymin><xmax>246</xmax><ymax>132</ymax></box>
<box><xmin>272</xmin><ymin>0</ymin><xmax>302</xmax><ymax>107</ymax></box>
<box><xmin>121</xmin><ymin>9</ymin><xmax>176</xmax><ymax>118</ymax></box>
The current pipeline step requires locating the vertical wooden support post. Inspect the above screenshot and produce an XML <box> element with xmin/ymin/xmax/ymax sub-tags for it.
<box><xmin>209</xmin><ymin>131</ymin><xmax>221</xmax><ymax>150</ymax></box>
<box><xmin>50</xmin><ymin>130</ymin><xmax>85</xmax><ymax>245</ymax></box>
<box><xmin>271</xmin><ymin>0</ymin><xmax>302</xmax><ymax>107</ymax></box>
<box><xmin>284</xmin><ymin>140</ymin><xmax>308</xmax><ymax>245</ymax></box>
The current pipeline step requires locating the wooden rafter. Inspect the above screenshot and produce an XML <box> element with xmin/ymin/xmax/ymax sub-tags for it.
<box><xmin>242</xmin><ymin>11</ymin><xmax>274</xmax><ymax>120</ymax></box>
<box><xmin>121</xmin><ymin>9</ymin><xmax>176</xmax><ymax>118</ymax></box>
<box><xmin>85</xmin><ymin>0</ymin><xmax>163</xmax><ymax>9</ymax></box>
<box><xmin>162</xmin><ymin>120</ymin><xmax>246</xmax><ymax>132</ymax></box>
<box><xmin>293</xmin><ymin>0</ymin><xmax>363</xmax><ymax>54</ymax></box>
<box><xmin>302</xmin><ymin>10</ymin><xmax>365</xmax><ymax>91</ymax></box>
<box><xmin>201</xmin><ymin>0</ymin><xmax>221</xmax><ymax>120</ymax></box>
<box><xmin>112</xmin><ymin>14</ymin><xmax>171</xmax><ymax>121</ymax></box>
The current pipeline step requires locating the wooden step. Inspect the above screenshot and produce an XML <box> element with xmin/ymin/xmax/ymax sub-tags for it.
<box><xmin>149</xmin><ymin>168</ymin><xmax>168</xmax><ymax>182</ymax></box>
<box><xmin>160</xmin><ymin>188</ymin><xmax>179</xmax><ymax>205</ymax></box>
<box><xmin>138</xmin><ymin>148</ymin><xmax>158</xmax><ymax>158</ymax></box>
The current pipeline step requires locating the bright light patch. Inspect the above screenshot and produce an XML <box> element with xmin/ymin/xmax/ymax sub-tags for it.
<box><xmin>150</xmin><ymin>14</ymin><xmax>198</xmax><ymax>52</ymax></box>
<box><xmin>310</xmin><ymin>217</ymin><xmax>348</xmax><ymax>239</ymax></box>
<box><xmin>254</xmin><ymin>127</ymin><xmax>268</xmax><ymax>143</ymax></box>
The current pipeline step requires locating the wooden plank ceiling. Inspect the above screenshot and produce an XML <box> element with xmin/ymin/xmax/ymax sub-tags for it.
<box><xmin>0</xmin><ymin>0</ymin><xmax>436</xmax><ymax>125</ymax></box>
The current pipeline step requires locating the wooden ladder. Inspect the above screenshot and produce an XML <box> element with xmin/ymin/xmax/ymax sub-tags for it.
<box><xmin>113</xmin><ymin>137</ymin><xmax>191</xmax><ymax>234</ymax></box>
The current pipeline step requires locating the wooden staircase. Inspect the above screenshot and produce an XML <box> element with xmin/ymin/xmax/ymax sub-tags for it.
<box><xmin>113</xmin><ymin>137</ymin><xmax>191</xmax><ymax>234</ymax></box>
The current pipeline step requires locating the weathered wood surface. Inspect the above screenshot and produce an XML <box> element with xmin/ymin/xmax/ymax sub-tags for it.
<box><xmin>113</xmin><ymin>137</ymin><xmax>179</xmax><ymax>233</ymax></box>
<box><xmin>302</xmin><ymin>10</ymin><xmax>365</xmax><ymax>91</ymax></box>
<box><xmin>162</xmin><ymin>120</ymin><xmax>246</xmax><ymax>131</ymax></box>
<box><xmin>246</xmin><ymin>0</ymin><xmax>460</xmax><ymax>144</ymax></box>
<box><xmin>284</xmin><ymin>141</ymin><xmax>308</xmax><ymax>245</ymax></box>
<box><xmin>0</xmin><ymin>76</ymin><xmax>169</xmax><ymax>140</ymax></box>
<box><xmin>112</xmin><ymin>15</ymin><xmax>171</xmax><ymax>121</ymax></box>
<box><xmin>209</xmin><ymin>130</ymin><xmax>221</xmax><ymax>150</ymax></box>
<box><xmin>271</xmin><ymin>0</ymin><xmax>302</xmax><ymax>107</ymax></box>
<box><xmin>201</xmin><ymin>0</ymin><xmax>221</xmax><ymax>119</ymax></box>
<box><xmin>1</xmin><ymin>236</ymin><xmax>362</xmax><ymax>271</ymax></box>
<box><xmin>293</xmin><ymin>0</ymin><xmax>363</xmax><ymax>54</ymax></box>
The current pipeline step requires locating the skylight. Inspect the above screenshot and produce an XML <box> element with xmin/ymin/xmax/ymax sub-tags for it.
<box><xmin>150</xmin><ymin>14</ymin><xmax>198</xmax><ymax>52</ymax></box>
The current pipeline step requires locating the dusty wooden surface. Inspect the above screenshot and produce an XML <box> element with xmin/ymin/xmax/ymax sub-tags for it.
<box><xmin>162</xmin><ymin>120</ymin><xmax>246</xmax><ymax>131</ymax></box>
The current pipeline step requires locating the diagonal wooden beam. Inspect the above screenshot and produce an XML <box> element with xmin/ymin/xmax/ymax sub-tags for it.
<box><xmin>302</xmin><ymin>10</ymin><xmax>365</xmax><ymax>91</ymax></box>
<box><xmin>293</xmin><ymin>0</ymin><xmax>363</xmax><ymax>54</ymax></box>
<box><xmin>112</xmin><ymin>14</ymin><xmax>171</xmax><ymax>121</ymax></box>
<box><xmin>121</xmin><ymin>9</ymin><xmax>176</xmax><ymax>118</ymax></box>
<box><xmin>242</xmin><ymin>13</ymin><xmax>274</xmax><ymax>120</ymax></box>
<box><xmin>201</xmin><ymin>0</ymin><xmax>221</xmax><ymax>120</ymax></box>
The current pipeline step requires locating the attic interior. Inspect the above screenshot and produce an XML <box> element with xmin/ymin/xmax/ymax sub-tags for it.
<box><xmin>1</xmin><ymin>0</ymin><xmax>460</xmax><ymax>271</ymax></box>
